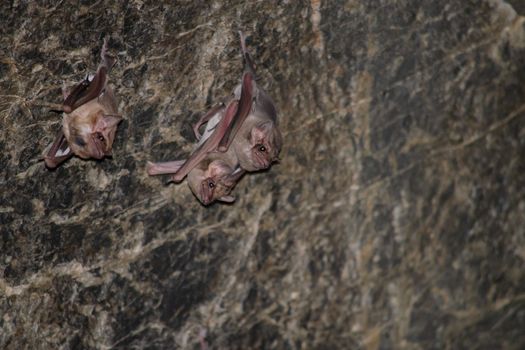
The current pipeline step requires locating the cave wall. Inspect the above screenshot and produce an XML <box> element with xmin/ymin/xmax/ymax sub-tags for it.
<box><xmin>1</xmin><ymin>0</ymin><xmax>525</xmax><ymax>349</ymax></box>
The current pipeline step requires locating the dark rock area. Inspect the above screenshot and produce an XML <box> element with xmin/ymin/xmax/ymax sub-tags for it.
<box><xmin>1</xmin><ymin>0</ymin><xmax>525</xmax><ymax>349</ymax></box>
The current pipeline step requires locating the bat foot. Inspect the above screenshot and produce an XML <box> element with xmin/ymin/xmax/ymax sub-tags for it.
<box><xmin>239</xmin><ymin>31</ymin><xmax>247</xmax><ymax>53</ymax></box>
<box><xmin>100</xmin><ymin>36</ymin><xmax>116</xmax><ymax>70</ymax></box>
<box><xmin>238</xmin><ymin>31</ymin><xmax>257</xmax><ymax>76</ymax></box>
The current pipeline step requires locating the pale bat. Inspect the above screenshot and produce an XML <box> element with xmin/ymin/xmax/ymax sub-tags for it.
<box><xmin>146</xmin><ymin>31</ymin><xmax>281</xmax><ymax>204</ymax></box>
<box><xmin>173</xmin><ymin>31</ymin><xmax>282</xmax><ymax>181</ymax></box>
<box><xmin>147</xmin><ymin>151</ymin><xmax>244</xmax><ymax>206</ymax></box>
<box><xmin>146</xmin><ymin>113</ymin><xmax>244</xmax><ymax>205</ymax></box>
<box><xmin>44</xmin><ymin>38</ymin><xmax>122</xmax><ymax>168</ymax></box>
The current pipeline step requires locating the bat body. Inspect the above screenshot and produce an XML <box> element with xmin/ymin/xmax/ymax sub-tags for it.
<box><xmin>147</xmin><ymin>107</ymin><xmax>244</xmax><ymax>205</ymax></box>
<box><xmin>190</xmin><ymin>32</ymin><xmax>282</xmax><ymax>173</ymax></box>
<box><xmin>228</xmin><ymin>80</ymin><xmax>282</xmax><ymax>172</ymax></box>
<box><xmin>44</xmin><ymin>38</ymin><xmax>122</xmax><ymax>168</ymax></box>
<box><xmin>193</xmin><ymin>86</ymin><xmax>282</xmax><ymax>172</ymax></box>
<box><xmin>146</xmin><ymin>147</ymin><xmax>244</xmax><ymax>206</ymax></box>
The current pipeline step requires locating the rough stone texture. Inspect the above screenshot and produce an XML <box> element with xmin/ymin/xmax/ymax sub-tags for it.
<box><xmin>1</xmin><ymin>0</ymin><xmax>525</xmax><ymax>349</ymax></box>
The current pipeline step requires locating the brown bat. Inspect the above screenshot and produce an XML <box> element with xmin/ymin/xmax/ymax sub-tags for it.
<box><xmin>146</xmin><ymin>150</ymin><xmax>244</xmax><ymax>206</ymax></box>
<box><xmin>44</xmin><ymin>38</ymin><xmax>122</xmax><ymax>168</ymax></box>
<box><xmin>173</xmin><ymin>31</ymin><xmax>282</xmax><ymax>181</ymax></box>
<box><xmin>148</xmin><ymin>109</ymin><xmax>244</xmax><ymax>205</ymax></box>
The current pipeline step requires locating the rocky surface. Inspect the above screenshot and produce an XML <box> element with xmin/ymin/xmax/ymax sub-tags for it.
<box><xmin>1</xmin><ymin>0</ymin><xmax>525</xmax><ymax>349</ymax></box>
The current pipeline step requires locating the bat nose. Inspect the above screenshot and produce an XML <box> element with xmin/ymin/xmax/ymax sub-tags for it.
<box><xmin>93</xmin><ymin>150</ymin><xmax>105</xmax><ymax>159</ymax></box>
<box><xmin>91</xmin><ymin>144</ymin><xmax>106</xmax><ymax>159</ymax></box>
<box><xmin>256</xmin><ymin>156</ymin><xmax>270</xmax><ymax>169</ymax></box>
<box><xmin>200</xmin><ymin>190</ymin><xmax>213</xmax><ymax>206</ymax></box>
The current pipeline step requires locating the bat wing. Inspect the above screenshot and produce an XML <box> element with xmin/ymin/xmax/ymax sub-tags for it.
<box><xmin>171</xmin><ymin>100</ymin><xmax>240</xmax><ymax>183</ymax></box>
<box><xmin>193</xmin><ymin>103</ymin><xmax>225</xmax><ymax>141</ymax></box>
<box><xmin>44</xmin><ymin>130</ymin><xmax>73</xmax><ymax>168</ymax></box>
<box><xmin>214</xmin><ymin>31</ymin><xmax>261</xmax><ymax>151</ymax></box>
<box><xmin>218</xmin><ymin>72</ymin><xmax>254</xmax><ymax>152</ymax></box>
<box><xmin>98</xmin><ymin>86</ymin><xmax>119</xmax><ymax>115</ymax></box>
<box><xmin>62</xmin><ymin>67</ymin><xmax>109</xmax><ymax>113</ymax></box>
<box><xmin>146</xmin><ymin>160</ymin><xmax>187</xmax><ymax>175</ymax></box>
<box><xmin>62</xmin><ymin>38</ymin><xmax>115</xmax><ymax>113</ymax></box>
<box><xmin>254</xmin><ymin>88</ymin><xmax>278</xmax><ymax>122</ymax></box>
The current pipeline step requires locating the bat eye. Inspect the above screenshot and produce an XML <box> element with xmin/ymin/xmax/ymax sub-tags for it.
<box><xmin>208</xmin><ymin>181</ymin><xmax>215</xmax><ymax>189</ymax></box>
<box><xmin>97</xmin><ymin>133</ymin><xmax>105</xmax><ymax>142</ymax></box>
<box><xmin>257</xmin><ymin>145</ymin><xmax>266</xmax><ymax>152</ymax></box>
<box><xmin>74</xmin><ymin>136</ymin><xmax>86</xmax><ymax>147</ymax></box>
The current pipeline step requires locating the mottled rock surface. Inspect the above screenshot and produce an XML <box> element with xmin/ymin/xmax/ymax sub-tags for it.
<box><xmin>1</xmin><ymin>0</ymin><xmax>525</xmax><ymax>349</ymax></box>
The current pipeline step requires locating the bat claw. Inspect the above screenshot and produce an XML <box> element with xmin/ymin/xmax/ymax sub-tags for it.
<box><xmin>101</xmin><ymin>36</ymin><xmax>109</xmax><ymax>59</ymax></box>
<box><xmin>239</xmin><ymin>31</ymin><xmax>247</xmax><ymax>53</ymax></box>
<box><xmin>193</xmin><ymin>127</ymin><xmax>202</xmax><ymax>141</ymax></box>
<box><xmin>100</xmin><ymin>36</ymin><xmax>116</xmax><ymax>70</ymax></box>
<box><xmin>239</xmin><ymin>31</ymin><xmax>256</xmax><ymax>76</ymax></box>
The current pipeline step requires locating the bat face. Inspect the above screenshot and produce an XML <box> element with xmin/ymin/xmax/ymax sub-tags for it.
<box><xmin>233</xmin><ymin>118</ymin><xmax>282</xmax><ymax>172</ymax></box>
<box><xmin>62</xmin><ymin>96</ymin><xmax>122</xmax><ymax>160</ymax></box>
<box><xmin>187</xmin><ymin>157</ymin><xmax>242</xmax><ymax>205</ymax></box>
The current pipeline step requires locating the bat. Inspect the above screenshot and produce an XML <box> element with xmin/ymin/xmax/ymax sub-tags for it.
<box><xmin>44</xmin><ymin>37</ymin><xmax>122</xmax><ymax>168</ymax></box>
<box><xmin>227</xmin><ymin>79</ymin><xmax>283</xmax><ymax>172</ymax></box>
<box><xmin>148</xmin><ymin>108</ymin><xmax>244</xmax><ymax>205</ymax></box>
<box><xmin>219</xmin><ymin>32</ymin><xmax>282</xmax><ymax>171</ymax></box>
<box><xmin>146</xmin><ymin>149</ymin><xmax>245</xmax><ymax>206</ymax></box>
<box><xmin>175</xmin><ymin>31</ymin><xmax>282</xmax><ymax>180</ymax></box>
<box><xmin>147</xmin><ymin>31</ymin><xmax>281</xmax><ymax>204</ymax></box>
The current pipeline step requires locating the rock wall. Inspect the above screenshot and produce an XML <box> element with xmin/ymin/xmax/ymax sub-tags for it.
<box><xmin>1</xmin><ymin>0</ymin><xmax>524</xmax><ymax>349</ymax></box>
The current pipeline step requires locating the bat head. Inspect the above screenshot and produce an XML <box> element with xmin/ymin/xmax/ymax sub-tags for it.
<box><xmin>237</xmin><ymin>121</ymin><xmax>282</xmax><ymax>172</ymax></box>
<box><xmin>187</xmin><ymin>159</ymin><xmax>240</xmax><ymax>206</ymax></box>
<box><xmin>64</xmin><ymin>110</ymin><xmax>122</xmax><ymax>160</ymax></box>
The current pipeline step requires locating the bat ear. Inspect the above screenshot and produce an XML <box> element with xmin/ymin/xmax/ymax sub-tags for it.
<box><xmin>90</xmin><ymin>114</ymin><xmax>123</xmax><ymax>156</ymax></box>
<box><xmin>251</xmin><ymin>121</ymin><xmax>273</xmax><ymax>143</ymax></box>
<box><xmin>94</xmin><ymin>114</ymin><xmax>122</xmax><ymax>133</ymax></box>
<box><xmin>219</xmin><ymin>195</ymin><xmax>236</xmax><ymax>203</ymax></box>
<box><xmin>207</xmin><ymin>160</ymin><xmax>229</xmax><ymax>177</ymax></box>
